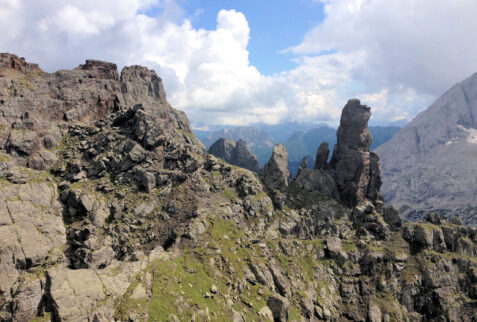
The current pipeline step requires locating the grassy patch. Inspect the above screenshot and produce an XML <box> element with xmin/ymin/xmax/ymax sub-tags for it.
<box><xmin>222</xmin><ymin>189</ymin><xmax>236</xmax><ymax>202</ymax></box>
<box><xmin>0</xmin><ymin>152</ymin><xmax>10</xmax><ymax>162</ymax></box>
<box><xmin>32</xmin><ymin>312</ymin><xmax>51</xmax><ymax>322</ymax></box>
<box><xmin>342</xmin><ymin>240</ymin><xmax>357</xmax><ymax>252</ymax></box>
<box><xmin>374</xmin><ymin>293</ymin><xmax>408</xmax><ymax>321</ymax></box>
<box><xmin>147</xmin><ymin>253</ymin><xmax>232</xmax><ymax>320</ymax></box>
<box><xmin>400</xmin><ymin>263</ymin><xmax>420</xmax><ymax>284</ymax></box>
<box><xmin>251</xmin><ymin>191</ymin><xmax>268</xmax><ymax>202</ymax></box>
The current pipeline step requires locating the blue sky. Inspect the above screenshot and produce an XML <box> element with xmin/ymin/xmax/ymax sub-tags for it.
<box><xmin>2</xmin><ymin>0</ymin><xmax>477</xmax><ymax>127</ymax></box>
<box><xmin>185</xmin><ymin>0</ymin><xmax>325</xmax><ymax>75</ymax></box>
<box><xmin>145</xmin><ymin>0</ymin><xmax>326</xmax><ymax>75</ymax></box>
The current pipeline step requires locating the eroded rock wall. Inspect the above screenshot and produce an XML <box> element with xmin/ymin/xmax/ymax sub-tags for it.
<box><xmin>0</xmin><ymin>54</ymin><xmax>475</xmax><ymax>322</ymax></box>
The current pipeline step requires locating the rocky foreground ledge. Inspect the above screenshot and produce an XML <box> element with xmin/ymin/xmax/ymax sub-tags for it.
<box><xmin>0</xmin><ymin>53</ymin><xmax>476</xmax><ymax>321</ymax></box>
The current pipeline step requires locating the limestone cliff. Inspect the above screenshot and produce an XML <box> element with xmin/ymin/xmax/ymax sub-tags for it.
<box><xmin>376</xmin><ymin>72</ymin><xmax>477</xmax><ymax>225</ymax></box>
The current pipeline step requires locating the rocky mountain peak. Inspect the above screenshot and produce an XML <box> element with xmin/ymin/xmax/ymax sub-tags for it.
<box><xmin>314</xmin><ymin>141</ymin><xmax>329</xmax><ymax>169</ymax></box>
<box><xmin>78</xmin><ymin>59</ymin><xmax>119</xmax><ymax>80</ymax></box>
<box><xmin>1</xmin><ymin>55</ymin><xmax>476</xmax><ymax>322</ymax></box>
<box><xmin>0</xmin><ymin>53</ymin><xmax>194</xmax><ymax>170</ymax></box>
<box><xmin>263</xmin><ymin>143</ymin><xmax>290</xmax><ymax>191</ymax></box>
<box><xmin>208</xmin><ymin>138</ymin><xmax>261</xmax><ymax>172</ymax></box>
<box><xmin>329</xmin><ymin>99</ymin><xmax>381</xmax><ymax>207</ymax></box>
<box><xmin>263</xmin><ymin>144</ymin><xmax>290</xmax><ymax>207</ymax></box>
<box><xmin>0</xmin><ymin>53</ymin><xmax>41</xmax><ymax>75</ymax></box>
<box><xmin>334</xmin><ymin>98</ymin><xmax>372</xmax><ymax>151</ymax></box>
<box><xmin>120</xmin><ymin>65</ymin><xmax>169</xmax><ymax>116</ymax></box>
<box><xmin>290</xmin><ymin>99</ymin><xmax>382</xmax><ymax>208</ymax></box>
<box><xmin>376</xmin><ymin>71</ymin><xmax>477</xmax><ymax>224</ymax></box>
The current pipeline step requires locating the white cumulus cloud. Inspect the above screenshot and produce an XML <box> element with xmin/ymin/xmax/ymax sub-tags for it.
<box><xmin>1</xmin><ymin>0</ymin><xmax>476</xmax><ymax>127</ymax></box>
<box><xmin>294</xmin><ymin>0</ymin><xmax>477</xmax><ymax>96</ymax></box>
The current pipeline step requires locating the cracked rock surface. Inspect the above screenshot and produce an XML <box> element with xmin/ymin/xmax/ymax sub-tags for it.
<box><xmin>0</xmin><ymin>54</ymin><xmax>476</xmax><ymax>322</ymax></box>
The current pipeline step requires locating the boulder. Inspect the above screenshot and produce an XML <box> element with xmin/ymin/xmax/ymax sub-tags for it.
<box><xmin>268</xmin><ymin>260</ymin><xmax>291</xmax><ymax>297</ymax></box>
<box><xmin>127</xmin><ymin>143</ymin><xmax>146</xmax><ymax>163</ymax></box>
<box><xmin>11</xmin><ymin>278</ymin><xmax>44</xmax><ymax>321</ymax></box>
<box><xmin>48</xmin><ymin>269</ymin><xmax>106</xmax><ymax>321</ymax></box>
<box><xmin>368</xmin><ymin>301</ymin><xmax>382</xmax><ymax>322</ymax></box>
<box><xmin>325</xmin><ymin>236</ymin><xmax>348</xmax><ymax>266</ymax></box>
<box><xmin>267</xmin><ymin>294</ymin><xmax>290</xmax><ymax>322</ymax></box>
<box><xmin>403</xmin><ymin>223</ymin><xmax>447</xmax><ymax>253</ymax></box>
<box><xmin>383</xmin><ymin>206</ymin><xmax>402</xmax><ymax>230</ymax></box>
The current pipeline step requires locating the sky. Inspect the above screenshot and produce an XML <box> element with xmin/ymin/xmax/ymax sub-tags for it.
<box><xmin>1</xmin><ymin>0</ymin><xmax>477</xmax><ymax>128</ymax></box>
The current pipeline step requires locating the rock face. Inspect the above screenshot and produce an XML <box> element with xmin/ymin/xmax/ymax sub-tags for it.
<box><xmin>330</xmin><ymin>99</ymin><xmax>382</xmax><ymax>207</ymax></box>
<box><xmin>291</xmin><ymin>99</ymin><xmax>382</xmax><ymax>209</ymax></box>
<box><xmin>0</xmin><ymin>53</ymin><xmax>202</xmax><ymax>170</ymax></box>
<box><xmin>376</xmin><ymin>72</ymin><xmax>477</xmax><ymax>225</ymax></box>
<box><xmin>314</xmin><ymin>141</ymin><xmax>329</xmax><ymax>169</ymax></box>
<box><xmin>263</xmin><ymin>144</ymin><xmax>290</xmax><ymax>192</ymax></box>
<box><xmin>0</xmin><ymin>54</ymin><xmax>204</xmax><ymax>320</ymax></box>
<box><xmin>208</xmin><ymin>138</ymin><xmax>261</xmax><ymax>172</ymax></box>
<box><xmin>201</xmin><ymin>126</ymin><xmax>275</xmax><ymax>166</ymax></box>
<box><xmin>263</xmin><ymin>144</ymin><xmax>290</xmax><ymax>207</ymax></box>
<box><xmin>1</xmin><ymin>54</ymin><xmax>476</xmax><ymax>322</ymax></box>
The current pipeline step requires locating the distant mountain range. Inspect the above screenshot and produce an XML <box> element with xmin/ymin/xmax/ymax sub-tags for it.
<box><xmin>193</xmin><ymin>124</ymin><xmax>400</xmax><ymax>173</ymax></box>
<box><xmin>196</xmin><ymin>126</ymin><xmax>275</xmax><ymax>166</ymax></box>
<box><xmin>376</xmin><ymin>72</ymin><xmax>477</xmax><ymax>226</ymax></box>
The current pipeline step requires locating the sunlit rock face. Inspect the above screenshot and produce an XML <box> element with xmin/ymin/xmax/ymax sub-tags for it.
<box><xmin>1</xmin><ymin>54</ymin><xmax>476</xmax><ymax>322</ymax></box>
<box><xmin>376</xmin><ymin>72</ymin><xmax>477</xmax><ymax>225</ymax></box>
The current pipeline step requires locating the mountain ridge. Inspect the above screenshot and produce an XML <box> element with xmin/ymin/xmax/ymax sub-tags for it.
<box><xmin>376</xmin><ymin>71</ymin><xmax>477</xmax><ymax>225</ymax></box>
<box><xmin>0</xmin><ymin>53</ymin><xmax>476</xmax><ymax>321</ymax></box>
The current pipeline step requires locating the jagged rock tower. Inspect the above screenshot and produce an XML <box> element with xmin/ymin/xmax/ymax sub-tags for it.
<box><xmin>288</xmin><ymin>98</ymin><xmax>382</xmax><ymax>210</ymax></box>
<box><xmin>330</xmin><ymin>98</ymin><xmax>382</xmax><ymax>207</ymax></box>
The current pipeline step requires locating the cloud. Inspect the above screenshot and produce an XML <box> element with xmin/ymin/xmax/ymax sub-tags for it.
<box><xmin>293</xmin><ymin>0</ymin><xmax>477</xmax><ymax>96</ymax></box>
<box><xmin>1</xmin><ymin>0</ymin><xmax>476</xmax><ymax>127</ymax></box>
<box><xmin>0</xmin><ymin>1</ymin><xmax>339</xmax><ymax>126</ymax></box>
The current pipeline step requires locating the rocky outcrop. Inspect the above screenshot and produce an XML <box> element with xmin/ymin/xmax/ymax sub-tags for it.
<box><xmin>0</xmin><ymin>168</ymin><xmax>66</xmax><ymax>321</ymax></box>
<box><xmin>314</xmin><ymin>141</ymin><xmax>329</xmax><ymax>169</ymax></box>
<box><xmin>208</xmin><ymin>138</ymin><xmax>261</xmax><ymax>172</ymax></box>
<box><xmin>267</xmin><ymin>294</ymin><xmax>290</xmax><ymax>321</ymax></box>
<box><xmin>263</xmin><ymin>144</ymin><xmax>290</xmax><ymax>192</ymax></box>
<box><xmin>263</xmin><ymin>144</ymin><xmax>290</xmax><ymax>207</ymax></box>
<box><xmin>1</xmin><ymin>54</ymin><xmax>476</xmax><ymax>322</ymax></box>
<box><xmin>330</xmin><ymin>99</ymin><xmax>382</xmax><ymax>207</ymax></box>
<box><xmin>201</xmin><ymin>126</ymin><xmax>275</xmax><ymax>166</ymax></box>
<box><xmin>291</xmin><ymin>99</ymin><xmax>382</xmax><ymax>210</ymax></box>
<box><xmin>0</xmin><ymin>54</ymin><xmax>205</xmax><ymax>320</ymax></box>
<box><xmin>292</xmin><ymin>167</ymin><xmax>338</xmax><ymax>200</ymax></box>
<box><xmin>0</xmin><ymin>53</ymin><xmax>202</xmax><ymax>171</ymax></box>
<box><xmin>0</xmin><ymin>53</ymin><xmax>40</xmax><ymax>75</ymax></box>
<box><xmin>376</xmin><ymin>72</ymin><xmax>477</xmax><ymax>225</ymax></box>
